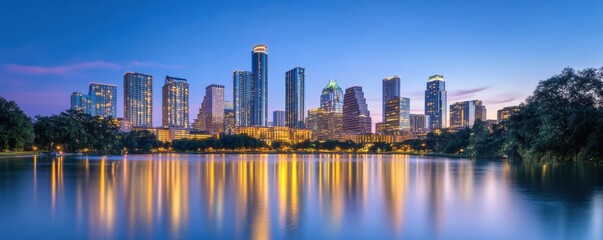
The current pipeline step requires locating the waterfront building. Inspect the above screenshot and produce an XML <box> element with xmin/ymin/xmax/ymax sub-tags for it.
<box><xmin>285</xmin><ymin>67</ymin><xmax>305</xmax><ymax>128</ymax></box>
<box><xmin>235</xmin><ymin>126</ymin><xmax>311</xmax><ymax>145</ymax></box>
<box><xmin>341</xmin><ymin>133</ymin><xmax>411</xmax><ymax>144</ymax></box>
<box><xmin>124</xmin><ymin>72</ymin><xmax>153</xmax><ymax>127</ymax></box>
<box><xmin>320</xmin><ymin>80</ymin><xmax>344</xmax><ymax>113</ymax></box>
<box><xmin>425</xmin><ymin>75</ymin><xmax>447</xmax><ymax>129</ymax></box>
<box><xmin>196</xmin><ymin>84</ymin><xmax>225</xmax><ymax>134</ymax></box>
<box><xmin>342</xmin><ymin>86</ymin><xmax>372</xmax><ymax>134</ymax></box>
<box><xmin>70</xmin><ymin>92</ymin><xmax>92</xmax><ymax>114</ymax></box>
<box><xmin>89</xmin><ymin>83</ymin><xmax>117</xmax><ymax>117</ymax></box>
<box><xmin>251</xmin><ymin>44</ymin><xmax>268</xmax><ymax>126</ymax></box>
<box><xmin>132</xmin><ymin>127</ymin><xmax>211</xmax><ymax>142</ymax></box>
<box><xmin>162</xmin><ymin>76</ymin><xmax>189</xmax><ymax>128</ymax></box>
<box><xmin>409</xmin><ymin>114</ymin><xmax>430</xmax><ymax>134</ymax></box>
<box><xmin>382</xmin><ymin>76</ymin><xmax>411</xmax><ymax>134</ymax></box>
<box><xmin>306</xmin><ymin>108</ymin><xmax>343</xmax><ymax>141</ymax></box>
<box><xmin>233</xmin><ymin>70</ymin><xmax>253</xmax><ymax>127</ymax></box>
<box><xmin>497</xmin><ymin>106</ymin><xmax>520</xmax><ymax>122</ymax></box>
<box><xmin>224</xmin><ymin>101</ymin><xmax>235</xmax><ymax>134</ymax></box>
<box><xmin>273</xmin><ymin>110</ymin><xmax>286</xmax><ymax>127</ymax></box>
<box><xmin>449</xmin><ymin>100</ymin><xmax>485</xmax><ymax>128</ymax></box>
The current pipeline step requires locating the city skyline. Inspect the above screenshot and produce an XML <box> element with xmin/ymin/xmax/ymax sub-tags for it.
<box><xmin>2</xmin><ymin>1</ymin><xmax>602</xmax><ymax>130</ymax></box>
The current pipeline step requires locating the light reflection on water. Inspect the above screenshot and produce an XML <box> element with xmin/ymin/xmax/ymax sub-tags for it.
<box><xmin>0</xmin><ymin>154</ymin><xmax>601</xmax><ymax>239</ymax></box>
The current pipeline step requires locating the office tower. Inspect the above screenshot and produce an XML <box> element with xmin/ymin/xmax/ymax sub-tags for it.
<box><xmin>162</xmin><ymin>76</ymin><xmax>189</xmax><ymax>128</ymax></box>
<box><xmin>199</xmin><ymin>84</ymin><xmax>225</xmax><ymax>134</ymax></box>
<box><xmin>342</xmin><ymin>86</ymin><xmax>372</xmax><ymax>134</ymax></box>
<box><xmin>382</xmin><ymin>76</ymin><xmax>410</xmax><ymax>133</ymax></box>
<box><xmin>320</xmin><ymin>79</ymin><xmax>343</xmax><ymax>113</ymax></box>
<box><xmin>410</xmin><ymin>114</ymin><xmax>430</xmax><ymax>134</ymax></box>
<box><xmin>425</xmin><ymin>75</ymin><xmax>447</xmax><ymax>129</ymax></box>
<box><xmin>251</xmin><ymin>44</ymin><xmax>268</xmax><ymax>126</ymax></box>
<box><xmin>497</xmin><ymin>106</ymin><xmax>520</xmax><ymax>122</ymax></box>
<box><xmin>70</xmin><ymin>92</ymin><xmax>91</xmax><ymax>114</ymax></box>
<box><xmin>285</xmin><ymin>67</ymin><xmax>305</xmax><ymax>128</ymax></box>
<box><xmin>124</xmin><ymin>72</ymin><xmax>153</xmax><ymax>127</ymax></box>
<box><xmin>384</xmin><ymin>97</ymin><xmax>411</xmax><ymax>133</ymax></box>
<box><xmin>233</xmin><ymin>70</ymin><xmax>253</xmax><ymax>127</ymax></box>
<box><xmin>224</xmin><ymin>101</ymin><xmax>235</xmax><ymax>134</ymax></box>
<box><xmin>273</xmin><ymin>110</ymin><xmax>286</xmax><ymax>127</ymax></box>
<box><xmin>449</xmin><ymin>100</ymin><xmax>484</xmax><ymax>128</ymax></box>
<box><xmin>89</xmin><ymin>83</ymin><xmax>117</xmax><ymax>117</ymax></box>
<box><xmin>306</xmin><ymin>108</ymin><xmax>343</xmax><ymax>141</ymax></box>
<box><xmin>474</xmin><ymin>100</ymin><xmax>487</xmax><ymax>122</ymax></box>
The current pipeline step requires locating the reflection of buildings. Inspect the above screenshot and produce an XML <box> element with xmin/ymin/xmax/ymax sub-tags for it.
<box><xmin>379</xmin><ymin>155</ymin><xmax>409</xmax><ymax>230</ymax></box>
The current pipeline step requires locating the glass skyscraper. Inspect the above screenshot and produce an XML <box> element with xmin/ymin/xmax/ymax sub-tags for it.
<box><xmin>382</xmin><ymin>76</ymin><xmax>410</xmax><ymax>133</ymax></box>
<box><xmin>89</xmin><ymin>83</ymin><xmax>117</xmax><ymax>117</ymax></box>
<box><xmin>251</xmin><ymin>45</ymin><xmax>268</xmax><ymax>126</ymax></box>
<box><xmin>273</xmin><ymin>110</ymin><xmax>286</xmax><ymax>127</ymax></box>
<box><xmin>233</xmin><ymin>70</ymin><xmax>253</xmax><ymax>127</ymax></box>
<box><xmin>124</xmin><ymin>72</ymin><xmax>153</xmax><ymax>128</ymax></box>
<box><xmin>162</xmin><ymin>76</ymin><xmax>189</xmax><ymax>128</ymax></box>
<box><xmin>70</xmin><ymin>92</ymin><xmax>92</xmax><ymax>114</ymax></box>
<box><xmin>382</xmin><ymin>76</ymin><xmax>400</xmax><ymax>120</ymax></box>
<box><xmin>425</xmin><ymin>75</ymin><xmax>447</xmax><ymax>129</ymax></box>
<box><xmin>342</xmin><ymin>86</ymin><xmax>372</xmax><ymax>134</ymax></box>
<box><xmin>285</xmin><ymin>67</ymin><xmax>305</xmax><ymax>129</ymax></box>
<box><xmin>197</xmin><ymin>84</ymin><xmax>225</xmax><ymax>134</ymax></box>
<box><xmin>320</xmin><ymin>80</ymin><xmax>343</xmax><ymax>113</ymax></box>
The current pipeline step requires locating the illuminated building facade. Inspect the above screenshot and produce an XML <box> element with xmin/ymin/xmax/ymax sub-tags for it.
<box><xmin>320</xmin><ymin>80</ymin><xmax>343</xmax><ymax>113</ymax></box>
<box><xmin>89</xmin><ymin>83</ymin><xmax>117</xmax><ymax>117</ymax></box>
<box><xmin>425</xmin><ymin>75</ymin><xmax>447</xmax><ymax>129</ymax></box>
<box><xmin>343</xmin><ymin>86</ymin><xmax>372</xmax><ymax>134</ymax></box>
<box><xmin>224</xmin><ymin>101</ymin><xmax>235</xmax><ymax>134</ymax></box>
<box><xmin>382</xmin><ymin>76</ymin><xmax>410</xmax><ymax>133</ymax></box>
<box><xmin>196</xmin><ymin>84</ymin><xmax>225</xmax><ymax>134</ymax></box>
<box><xmin>251</xmin><ymin>44</ymin><xmax>268</xmax><ymax>126</ymax></box>
<box><xmin>235</xmin><ymin>126</ymin><xmax>311</xmax><ymax>144</ymax></box>
<box><xmin>233</xmin><ymin>70</ymin><xmax>253</xmax><ymax>127</ymax></box>
<box><xmin>124</xmin><ymin>72</ymin><xmax>153</xmax><ymax>127</ymax></box>
<box><xmin>450</xmin><ymin>100</ymin><xmax>485</xmax><ymax>128</ymax></box>
<box><xmin>342</xmin><ymin>133</ymin><xmax>411</xmax><ymax>144</ymax></box>
<box><xmin>273</xmin><ymin>110</ymin><xmax>285</xmax><ymax>127</ymax></box>
<box><xmin>306</xmin><ymin>108</ymin><xmax>343</xmax><ymax>141</ymax></box>
<box><xmin>409</xmin><ymin>114</ymin><xmax>430</xmax><ymax>134</ymax></box>
<box><xmin>497</xmin><ymin>105</ymin><xmax>520</xmax><ymax>122</ymax></box>
<box><xmin>285</xmin><ymin>67</ymin><xmax>305</xmax><ymax>128</ymax></box>
<box><xmin>70</xmin><ymin>92</ymin><xmax>92</xmax><ymax>114</ymax></box>
<box><xmin>162</xmin><ymin>76</ymin><xmax>189</xmax><ymax>128</ymax></box>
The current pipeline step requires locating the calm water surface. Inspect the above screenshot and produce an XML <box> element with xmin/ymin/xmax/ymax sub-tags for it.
<box><xmin>0</xmin><ymin>154</ymin><xmax>602</xmax><ymax>239</ymax></box>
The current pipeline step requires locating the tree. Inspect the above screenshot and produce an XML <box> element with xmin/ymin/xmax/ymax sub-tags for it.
<box><xmin>0</xmin><ymin>97</ymin><xmax>34</xmax><ymax>151</ymax></box>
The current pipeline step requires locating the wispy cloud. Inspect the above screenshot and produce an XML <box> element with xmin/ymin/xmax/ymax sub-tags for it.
<box><xmin>449</xmin><ymin>86</ymin><xmax>490</xmax><ymax>100</ymax></box>
<box><xmin>4</xmin><ymin>61</ymin><xmax>121</xmax><ymax>75</ymax></box>
<box><xmin>4</xmin><ymin>60</ymin><xmax>183</xmax><ymax>75</ymax></box>
<box><xmin>483</xmin><ymin>94</ymin><xmax>524</xmax><ymax>105</ymax></box>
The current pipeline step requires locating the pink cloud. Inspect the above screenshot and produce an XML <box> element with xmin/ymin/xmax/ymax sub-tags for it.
<box><xmin>129</xmin><ymin>61</ymin><xmax>182</xmax><ymax>69</ymax></box>
<box><xmin>4</xmin><ymin>61</ymin><xmax>121</xmax><ymax>75</ymax></box>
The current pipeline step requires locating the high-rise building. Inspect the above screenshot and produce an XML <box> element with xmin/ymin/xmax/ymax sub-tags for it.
<box><xmin>198</xmin><ymin>84</ymin><xmax>225</xmax><ymax>134</ymax></box>
<box><xmin>320</xmin><ymin>80</ymin><xmax>343</xmax><ymax>113</ymax></box>
<box><xmin>343</xmin><ymin>86</ymin><xmax>372</xmax><ymax>134</ymax></box>
<box><xmin>70</xmin><ymin>92</ymin><xmax>92</xmax><ymax>114</ymax></box>
<box><xmin>425</xmin><ymin>75</ymin><xmax>447</xmax><ymax>129</ymax></box>
<box><xmin>285</xmin><ymin>67</ymin><xmax>305</xmax><ymax>128</ymax></box>
<box><xmin>449</xmin><ymin>100</ymin><xmax>485</xmax><ymax>128</ymax></box>
<box><xmin>224</xmin><ymin>101</ymin><xmax>235</xmax><ymax>134</ymax></box>
<box><xmin>382</xmin><ymin>76</ymin><xmax>410</xmax><ymax>133</ymax></box>
<box><xmin>124</xmin><ymin>72</ymin><xmax>153</xmax><ymax>127</ymax></box>
<box><xmin>474</xmin><ymin>100</ymin><xmax>487</xmax><ymax>122</ymax></box>
<box><xmin>497</xmin><ymin>106</ymin><xmax>520</xmax><ymax>122</ymax></box>
<box><xmin>410</xmin><ymin>114</ymin><xmax>430</xmax><ymax>134</ymax></box>
<box><xmin>89</xmin><ymin>83</ymin><xmax>117</xmax><ymax>117</ymax></box>
<box><xmin>306</xmin><ymin>108</ymin><xmax>343</xmax><ymax>141</ymax></box>
<box><xmin>251</xmin><ymin>44</ymin><xmax>268</xmax><ymax>126</ymax></box>
<box><xmin>233</xmin><ymin>70</ymin><xmax>253</xmax><ymax>127</ymax></box>
<box><xmin>162</xmin><ymin>76</ymin><xmax>189</xmax><ymax>128</ymax></box>
<box><xmin>273</xmin><ymin>110</ymin><xmax>285</xmax><ymax>127</ymax></box>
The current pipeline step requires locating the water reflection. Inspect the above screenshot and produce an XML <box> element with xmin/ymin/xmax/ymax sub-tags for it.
<box><xmin>0</xmin><ymin>154</ymin><xmax>601</xmax><ymax>239</ymax></box>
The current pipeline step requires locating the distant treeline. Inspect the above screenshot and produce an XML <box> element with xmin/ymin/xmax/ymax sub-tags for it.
<box><xmin>1</xmin><ymin>67</ymin><xmax>602</xmax><ymax>163</ymax></box>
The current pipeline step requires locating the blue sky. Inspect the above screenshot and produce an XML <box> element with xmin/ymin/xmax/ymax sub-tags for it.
<box><xmin>1</xmin><ymin>0</ymin><xmax>602</xmax><ymax>127</ymax></box>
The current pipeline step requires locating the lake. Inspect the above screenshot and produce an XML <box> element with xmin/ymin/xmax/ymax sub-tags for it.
<box><xmin>0</xmin><ymin>154</ymin><xmax>601</xmax><ymax>239</ymax></box>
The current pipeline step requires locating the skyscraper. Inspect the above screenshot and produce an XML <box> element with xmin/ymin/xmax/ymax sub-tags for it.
<box><xmin>285</xmin><ymin>67</ymin><xmax>305</xmax><ymax>129</ymax></box>
<box><xmin>306</xmin><ymin>108</ymin><xmax>343</xmax><ymax>141</ymax></box>
<box><xmin>474</xmin><ymin>100</ymin><xmax>487</xmax><ymax>122</ymax></box>
<box><xmin>233</xmin><ymin>70</ymin><xmax>253</xmax><ymax>127</ymax></box>
<box><xmin>89</xmin><ymin>83</ymin><xmax>117</xmax><ymax>117</ymax></box>
<box><xmin>273</xmin><ymin>110</ymin><xmax>285</xmax><ymax>127</ymax></box>
<box><xmin>382</xmin><ymin>76</ymin><xmax>410</xmax><ymax>133</ymax></box>
<box><xmin>224</xmin><ymin>101</ymin><xmax>235</xmax><ymax>134</ymax></box>
<box><xmin>162</xmin><ymin>76</ymin><xmax>189</xmax><ymax>128</ymax></box>
<box><xmin>410</xmin><ymin>114</ymin><xmax>430</xmax><ymax>134</ymax></box>
<box><xmin>449</xmin><ymin>100</ymin><xmax>485</xmax><ymax>128</ymax></box>
<box><xmin>320</xmin><ymin>80</ymin><xmax>343</xmax><ymax>113</ymax></box>
<box><xmin>425</xmin><ymin>75</ymin><xmax>447</xmax><ymax>129</ymax></box>
<box><xmin>199</xmin><ymin>84</ymin><xmax>225</xmax><ymax>134</ymax></box>
<box><xmin>124</xmin><ymin>72</ymin><xmax>153</xmax><ymax>127</ymax></box>
<box><xmin>342</xmin><ymin>86</ymin><xmax>372</xmax><ymax>134</ymax></box>
<box><xmin>70</xmin><ymin>92</ymin><xmax>91</xmax><ymax>114</ymax></box>
<box><xmin>251</xmin><ymin>44</ymin><xmax>268</xmax><ymax>126</ymax></box>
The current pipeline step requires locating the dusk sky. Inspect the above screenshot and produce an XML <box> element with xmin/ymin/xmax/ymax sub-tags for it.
<box><xmin>1</xmin><ymin>0</ymin><xmax>602</xmax><ymax>127</ymax></box>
